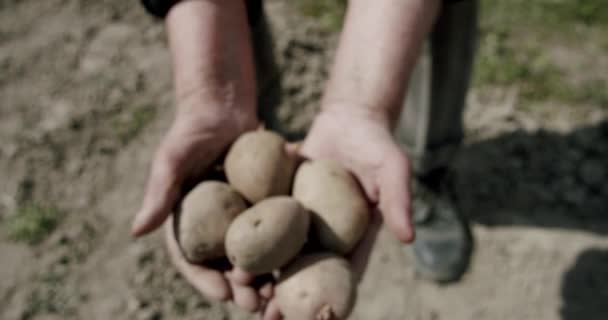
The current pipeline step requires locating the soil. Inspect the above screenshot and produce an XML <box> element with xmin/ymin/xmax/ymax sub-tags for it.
<box><xmin>1</xmin><ymin>1</ymin><xmax>607</xmax><ymax>319</ymax></box>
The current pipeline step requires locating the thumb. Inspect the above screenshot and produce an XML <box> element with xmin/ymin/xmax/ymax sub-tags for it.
<box><xmin>131</xmin><ymin>147</ymin><xmax>182</xmax><ymax>237</ymax></box>
<box><xmin>377</xmin><ymin>150</ymin><xmax>415</xmax><ymax>243</ymax></box>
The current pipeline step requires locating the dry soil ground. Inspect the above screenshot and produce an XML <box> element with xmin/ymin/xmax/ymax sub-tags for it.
<box><xmin>1</xmin><ymin>1</ymin><xmax>607</xmax><ymax>319</ymax></box>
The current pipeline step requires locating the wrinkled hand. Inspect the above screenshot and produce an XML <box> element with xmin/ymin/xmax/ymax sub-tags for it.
<box><xmin>130</xmin><ymin>103</ymin><xmax>273</xmax><ymax>311</ymax></box>
<box><xmin>262</xmin><ymin>107</ymin><xmax>414</xmax><ymax>319</ymax></box>
<box><xmin>300</xmin><ymin>108</ymin><xmax>414</xmax><ymax>242</ymax></box>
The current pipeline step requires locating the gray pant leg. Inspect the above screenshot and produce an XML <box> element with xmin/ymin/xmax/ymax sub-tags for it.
<box><xmin>395</xmin><ymin>0</ymin><xmax>478</xmax><ymax>176</ymax></box>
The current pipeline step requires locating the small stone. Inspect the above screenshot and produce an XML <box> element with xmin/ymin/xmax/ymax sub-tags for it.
<box><xmin>1</xmin><ymin>143</ymin><xmax>18</xmax><ymax>158</ymax></box>
<box><xmin>127</xmin><ymin>295</ymin><xmax>144</xmax><ymax>312</ymax></box>
<box><xmin>0</xmin><ymin>193</ymin><xmax>17</xmax><ymax>217</ymax></box>
<box><xmin>39</xmin><ymin>100</ymin><xmax>73</xmax><ymax>132</ymax></box>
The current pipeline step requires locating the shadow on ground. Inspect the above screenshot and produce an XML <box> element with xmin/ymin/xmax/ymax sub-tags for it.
<box><xmin>451</xmin><ymin>120</ymin><xmax>608</xmax><ymax>235</ymax></box>
<box><xmin>449</xmin><ymin>120</ymin><xmax>608</xmax><ymax>319</ymax></box>
<box><xmin>560</xmin><ymin>248</ymin><xmax>608</xmax><ymax>320</ymax></box>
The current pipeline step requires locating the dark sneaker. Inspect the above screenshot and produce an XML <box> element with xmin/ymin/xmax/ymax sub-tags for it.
<box><xmin>408</xmin><ymin>171</ymin><xmax>473</xmax><ymax>283</ymax></box>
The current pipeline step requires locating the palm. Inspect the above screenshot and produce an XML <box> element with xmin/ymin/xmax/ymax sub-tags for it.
<box><xmin>263</xmin><ymin>110</ymin><xmax>414</xmax><ymax>320</ymax></box>
<box><xmin>133</xmin><ymin>111</ymin><xmax>269</xmax><ymax>310</ymax></box>
<box><xmin>300</xmin><ymin>110</ymin><xmax>414</xmax><ymax>243</ymax></box>
<box><xmin>133</xmin><ymin>112</ymin><xmax>255</xmax><ymax>236</ymax></box>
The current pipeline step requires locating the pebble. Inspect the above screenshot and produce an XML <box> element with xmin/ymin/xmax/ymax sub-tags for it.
<box><xmin>126</xmin><ymin>294</ymin><xmax>145</xmax><ymax>312</ymax></box>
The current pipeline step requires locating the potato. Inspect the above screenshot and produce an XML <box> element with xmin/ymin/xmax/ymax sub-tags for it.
<box><xmin>292</xmin><ymin>161</ymin><xmax>369</xmax><ymax>254</ymax></box>
<box><xmin>175</xmin><ymin>181</ymin><xmax>247</xmax><ymax>263</ymax></box>
<box><xmin>275</xmin><ymin>253</ymin><xmax>355</xmax><ymax>320</ymax></box>
<box><xmin>225</xmin><ymin>197</ymin><xmax>309</xmax><ymax>275</ymax></box>
<box><xmin>224</xmin><ymin>130</ymin><xmax>297</xmax><ymax>203</ymax></box>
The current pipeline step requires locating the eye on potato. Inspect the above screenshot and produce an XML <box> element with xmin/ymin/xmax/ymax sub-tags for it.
<box><xmin>293</xmin><ymin>160</ymin><xmax>370</xmax><ymax>254</ymax></box>
<box><xmin>225</xmin><ymin>196</ymin><xmax>310</xmax><ymax>275</ymax></box>
<box><xmin>175</xmin><ymin>181</ymin><xmax>247</xmax><ymax>263</ymax></box>
<box><xmin>224</xmin><ymin>130</ymin><xmax>298</xmax><ymax>203</ymax></box>
<box><xmin>275</xmin><ymin>253</ymin><xmax>355</xmax><ymax>320</ymax></box>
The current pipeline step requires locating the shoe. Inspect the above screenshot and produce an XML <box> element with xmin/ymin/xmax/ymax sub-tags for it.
<box><xmin>408</xmin><ymin>169</ymin><xmax>473</xmax><ymax>283</ymax></box>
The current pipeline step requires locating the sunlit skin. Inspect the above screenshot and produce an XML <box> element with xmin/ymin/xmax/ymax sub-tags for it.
<box><xmin>131</xmin><ymin>0</ymin><xmax>440</xmax><ymax>318</ymax></box>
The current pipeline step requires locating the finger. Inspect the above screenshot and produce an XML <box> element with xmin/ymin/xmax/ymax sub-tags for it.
<box><xmin>132</xmin><ymin>147</ymin><xmax>182</xmax><ymax>237</ymax></box>
<box><xmin>165</xmin><ymin>218</ymin><xmax>231</xmax><ymax>300</ymax></box>
<box><xmin>263</xmin><ymin>299</ymin><xmax>282</xmax><ymax>320</ymax></box>
<box><xmin>284</xmin><ymin>141</ymin><xmax>301</xmax><ymax>158</ymax></box>
<box><xmin>377</xmin><ymin>151</ymin><xmax>415</xmax><ymax>243</ymax></box>
<box><xmin>227</xmin><ymin>267</ymin><xmax>256</xmax><ymax>286</ymax></box>
<box><xmin>350</xmin><ymin>211</ymin><xmax>383</xmax><ymax>281</ymax></box>
<box><xmin>228</xmin><ymin>277</ymin><xmax>260</xmax><ymax>312</ymax></box>
<box><xmin>258</xmin><ymin>282</ymin><xmax>273</xmax><ymax>300</ymax></box>
<box><xmin>284</xmin><ymin>141</ymin><xmax>308</xmax><ymax>168</ymax></box>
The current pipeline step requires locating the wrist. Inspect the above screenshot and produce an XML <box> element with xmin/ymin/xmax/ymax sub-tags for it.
<box><xmin>321</xmin><ymin>100</ymin><xmax>393</xmax><ymax>130</ymax></box>
<box><xmin>175</xmin><ymin>90</ymin><xmax>257</xmax><ymax>131</ymax></box>
<box><xmin>174</xmin><ymin>77</ymin><xmax>256</xmax><ymax>115</ymax></box>
<box><xmin>166</xmin><ymin>0</ymin><xmax>257</xmax><ymax>132</ymax></box>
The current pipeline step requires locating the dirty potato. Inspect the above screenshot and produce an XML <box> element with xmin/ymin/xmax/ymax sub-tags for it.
<box><xmin>224</xmin><ymin>130</ymin><xmax>298</xmax><ymax>203</ymax></box>
<box><xmin>225</xmin><ymin>197</ymin><xmax>309</xmax><ymax>275</ymax></box>
<box><xmin>292</xmin><ymin>160</ymin><xmax>369</xmax><ymax>254</ymax></box>
<box><xmin>175</xmin><ymin>181</ymin><xmax>247</xmax><ymax>263</ymax></box>
<box><xmin>275</xmin><ymin>253</ymin><xmax>355</xmax><ymax>320</ymax></box>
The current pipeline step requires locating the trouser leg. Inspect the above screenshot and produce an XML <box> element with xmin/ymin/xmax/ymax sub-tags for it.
<box><xmin>395</xmin><ymin>0</ymin><xmax>478</xmax><ymax>176</ymax></box>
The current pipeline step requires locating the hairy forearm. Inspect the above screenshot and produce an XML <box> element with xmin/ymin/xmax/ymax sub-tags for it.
<box><xmin>166</xmin><ymin>0</ymin><xmax>256</xmax><ymax>115</ymax></box>
<box><xmin>323</xmin><ymin>0</ymin><xmax>440</xmax><ymax>126</ymax></box>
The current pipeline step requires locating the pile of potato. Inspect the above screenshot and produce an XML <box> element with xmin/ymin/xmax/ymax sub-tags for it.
<box><xmin>174</xmin><ymin>130</ymin><xmax>370</xmax><ymax>320</ymax></box>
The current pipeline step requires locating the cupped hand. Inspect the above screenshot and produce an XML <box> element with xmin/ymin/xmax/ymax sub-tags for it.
<box><xmin>166</xmin><ymin>214</ymin><xmax>273</xmax><ymax>310</ymax></box>
<box><xmin>131</xmin><ymin>104</ymin><xmax>256</xmax><ymax>237</ymax></box>
<box><xmin>130</xmin><ymin>101</ymin><xmax>274</xmax><ymax>311</ymax></box>
<box><xmin>262</xmin><ymin>107</ymin><xmax>414</xmax><ymax>320</ymax></box>
<box><xmin>300</xmin><ymin>107</ymin><xmax>414</xmax><ymax>243</ymax></box>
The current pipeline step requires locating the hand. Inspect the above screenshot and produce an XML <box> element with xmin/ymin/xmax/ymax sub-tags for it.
<box><xmin>129</xmin><ymin>0</ymin><xmax>273</xmax><ymax>312</ymax></box>
<box><xmin>300</xmin><ymin>108</ymin><xmax>414</xmax><ymax>243</ymax></box>
<box><xmin>131</xmin><ymin>100</ymin><xmax>274</xmax><ymax>310</ymax></box>
<box><xmin>262</xmin><ymin>107</ymin><xmax>414</xmax><ymax>319</ymax></box>
<box><xmin>131</xmin><ymin>102</ymin><xmax>256</xmax><ymax>236</ymax></box>
<box><xmin>166</xmin><ymin>215</ymin><xmax>274</xmax><ymax>311</ymax></box>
